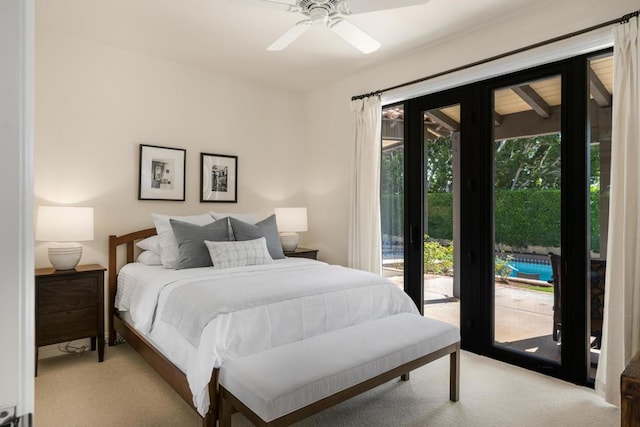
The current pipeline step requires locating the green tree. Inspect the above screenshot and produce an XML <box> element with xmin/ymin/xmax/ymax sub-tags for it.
<box><xmin>426</xmin><ymin>136</ymin><xmax>453</xmax><ymax>193</ymax></box>
<box><xmin>590</xmin><ymin>144</ymin><xmax>600</xmax><ymax>187</ymax></box>
<box><xmin>381</xmin><ymin>146</ymin><xmax>404</xmax><ymax>239</ymax></box>
<box><xmin>494</xmin><ymin>134</ymin><xmax>561</xmax><ymax>190</ymax></box>
<box><xmin>381</xmin><ymin>146</ymin><xmax>404</xmax><ymax>194</ymax></box>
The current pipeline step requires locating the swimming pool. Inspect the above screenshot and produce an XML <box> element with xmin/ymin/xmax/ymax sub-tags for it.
<box><xmin>383</xmin><ymin>247</ymin><xmax>553</xmax><ymax>282</ymax></box>
<box><xmin>508</xmin><ymin>260</ymin><xmax>552</xmax><ymax>282</ymax></box>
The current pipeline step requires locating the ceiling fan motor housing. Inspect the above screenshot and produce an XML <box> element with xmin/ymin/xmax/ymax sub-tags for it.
<box><xmin>300</xmin><ymin>0</ymin><xmax>345</xmax><ymax>24</ymax></box>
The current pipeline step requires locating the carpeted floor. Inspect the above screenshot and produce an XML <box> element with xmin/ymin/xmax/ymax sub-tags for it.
<box><xmin>35</xmin><ymin>343</ymin><xmax>619</xmax><ymax>426</ymax></box>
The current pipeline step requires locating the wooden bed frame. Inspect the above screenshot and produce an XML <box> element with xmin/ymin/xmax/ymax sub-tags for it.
<box><xmin>108</xmin><ymin>228</ymin><xmax>217</xmax><ymax>426</ymax></box>
<box><xmin>108</xmin><ymin>227</ymin><xmax>451</xmax><ymax>427</ymax></box>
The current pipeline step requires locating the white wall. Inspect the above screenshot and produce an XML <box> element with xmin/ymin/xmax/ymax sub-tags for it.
<box><xmin>302</xmin><ymin>0</ymin><xmax>638</xmax><ymax>265</ymax></box>
<box><xmin>0</xmin><ymin>0</ymin><xmax>34</xmax><ymax>418</ymax></box>
<box><xmin>34</xmin><ymin>0</ymin><xmax>637</xmax><ymax>270</ymax></box>
<box><xmin>34</xmin><ymin>31</ymin><xmax>308</xmax><ymax>270</ymax></box>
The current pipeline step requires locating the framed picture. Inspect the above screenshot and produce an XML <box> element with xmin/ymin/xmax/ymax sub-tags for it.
<box><xmin>200</xmin><ymin>153</ymin><xmax>238</xmax><ymax>203</ymax></box>
<box><xmin>138</xmin><ymin>144</ymin><xmax>186</xmax><ymax>201</ymax></box>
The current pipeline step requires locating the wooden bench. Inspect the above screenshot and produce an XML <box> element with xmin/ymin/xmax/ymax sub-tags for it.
<box><xmin>218</xmin><ymin>313</ymin><xmax>461</xmax><ymax>426</ymax></box>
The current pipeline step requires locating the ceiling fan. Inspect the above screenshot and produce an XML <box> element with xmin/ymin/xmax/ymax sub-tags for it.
<box><xmin>252</xmin><ymin>0</ymin><xmax>430</xmax><ymax>54</ymax></box>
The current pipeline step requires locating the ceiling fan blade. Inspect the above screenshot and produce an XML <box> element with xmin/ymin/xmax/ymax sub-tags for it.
<box><xmin>267</xmin><ymin>21</ymin><xmax>313</xmax><ymax>51</ymax></box>
<box><xmin>343</xmin><ymin>0</ymin><xmax>429</xmax><ymax>14</ymax></box>
<box><xmin>328</xmin><ymin>19</ymin><xmax>381</xmax><ymax>54</ymax></box>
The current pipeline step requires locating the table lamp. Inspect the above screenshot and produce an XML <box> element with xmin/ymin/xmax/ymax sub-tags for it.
<box><xmin>36</xmin><ymin>206</ymin><xmax>94</xmax><ymax>270</ymax></box>
<box><xmin>274</xmin><ymin>207</ymin><xmax>308</xmax><ymax>252</ymax></box>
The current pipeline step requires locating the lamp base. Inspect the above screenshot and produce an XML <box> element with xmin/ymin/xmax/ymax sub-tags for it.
<box><xmin>280</xmin><ymin>232</ymin><xmax>300</xmax><ymax>252</ymax></box>
<box><xmin>48</xmin><ymin>243</ymin><xmax>83</xmax><ymax>270</ymax></box>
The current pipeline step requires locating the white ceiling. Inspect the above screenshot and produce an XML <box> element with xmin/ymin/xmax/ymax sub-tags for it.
<box><xmin>36</xmin><ymin>0</ymin><xmax>547</xmax><ymax>93</ymax></box>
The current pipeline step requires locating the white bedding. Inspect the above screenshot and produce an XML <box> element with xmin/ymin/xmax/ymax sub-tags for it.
<box><xmin>116</xmin><ymin>258</ymin><xmax>418</xmax><ymax>416</ymax></box>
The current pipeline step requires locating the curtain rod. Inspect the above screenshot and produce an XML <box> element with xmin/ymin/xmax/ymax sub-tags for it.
<box><xmin>351</xmin><ymin>8</ymin><xmax>639</xmax><ymax>102</ymax></box>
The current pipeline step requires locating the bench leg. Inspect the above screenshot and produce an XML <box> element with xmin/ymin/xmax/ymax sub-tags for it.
<box><xmin>450</xmin><ymin>345</ymin><xmax>460</xmax><ymax>402</ymax></box>
<box><xmin>401</xmin><ymin>372</ymin><xmax>410</xmax><ymax>381</ymax></box>
<box><xmin>219</xmin><ymin>388</ymin><xmax>233</xmax><ymax>427</ymax></box>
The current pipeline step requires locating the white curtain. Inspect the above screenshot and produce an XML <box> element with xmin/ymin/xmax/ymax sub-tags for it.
<box><xmin>348</xmin><ymin>96</ymin><xmax>382</xmax><ymax>273</ymax></box>
<box><xmin>596</xmin><ymin>15</ymin><xmax>640</xmax><ymax>406</ymax></box>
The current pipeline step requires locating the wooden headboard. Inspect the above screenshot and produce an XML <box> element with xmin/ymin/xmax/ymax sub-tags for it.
<box><xmin>107</xmin><ymin>227</ymin><xmax>156</xmax><ymax>345</ymax></box>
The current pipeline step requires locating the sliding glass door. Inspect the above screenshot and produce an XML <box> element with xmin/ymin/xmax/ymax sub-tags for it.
<box><xmin>389</xmin><ymin>50</ymin><xmax>612</xmax><ymax>386</ymax></box>
<box><xmin>400</xmin><ymin>89</ymin><xmax>472</xmax><ymax>333</ymax></box>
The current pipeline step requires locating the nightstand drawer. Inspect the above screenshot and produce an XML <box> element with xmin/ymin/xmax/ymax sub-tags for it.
<box><xmin>38</xmin><ymin>278</ymin><xmax>98</xmax><ymax>314</ymax></box>
<box><xmin>38</xmin><ymin>307</ymin><xmax>97</xmax><ymax>346</ymax></box>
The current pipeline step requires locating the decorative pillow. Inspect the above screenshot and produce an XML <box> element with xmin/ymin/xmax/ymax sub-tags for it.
<box><xmin>136</xmin><ymin>250</ymin><xmax>162</xmax><ymax>266</ymax></box>
<box><xmin>229</xmin><ymin>214</ymin><xmax>285</xmax><ymax>260</ymax></box>
<box><xmin>210</xmin><ymin>212</ymin><xmax>261</xmax><ymax>240</ymax></box>
<box><xmin>210</xmin><ymin>211</ymin><xmax>260</xmax><ymax>223</ymax></box>
<box><xmin>152</xmin><ymin>213</ymin><xmax>215</xmax><ymax>269</ymax></box>
<box><xmin>170</xmin><ymin>218</ymin><xmax>229</xmax><ymax>269</ymax></box>
<box><xmin>204</xmin><ymin>238</ymin><xmax>273</xmax><ymax>269</ymax></box>
<box><xmin>136</xmin><ymin>235</ymin><xmax>161</xmax><ymax>254</ymax></box>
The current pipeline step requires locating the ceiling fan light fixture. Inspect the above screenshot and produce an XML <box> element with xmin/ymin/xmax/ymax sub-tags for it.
<box><xmin>309</xmin><ymin>7</ymin><xmax>329</xmax><ymax>24</ymax></box>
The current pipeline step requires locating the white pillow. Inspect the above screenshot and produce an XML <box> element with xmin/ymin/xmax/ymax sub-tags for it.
<box><xmin>137</xmin><ymin>250</ymin><xmax>162</xmax><ymax>266</ymax></box>
<box><xmin>204</xmin><ymin>237</ymin><xmax>273</xmax><ymax>269</ymax></box>
<box><xmin>136</xmin><ymin>235</ymin><xmax>161</xmax><ymax>254</ymax></box>
<box><xmin>152</xmin><ymin>213</ymin><xmax>215</xmax><ymax>269</ymax></box>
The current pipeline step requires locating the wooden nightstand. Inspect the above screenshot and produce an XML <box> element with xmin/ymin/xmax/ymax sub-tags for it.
<box><xmin>284</xmin><ymin>247</ymin><xmax>318</xmax><ymax>260</ymax></box>
<box><xmin>35</xmin><ymin>264</ymin><xmax>106</xmax><ymax>375</ymax></box>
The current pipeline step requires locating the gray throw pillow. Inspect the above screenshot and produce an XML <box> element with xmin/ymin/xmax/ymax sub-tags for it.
<box><xmin>170</xmin><ymin>218</ymin><xmax>229</xmax><ymax>269</ymax></box>
<box><xmin>229</xmin><ymin>214</ymin><xmax>285</xmax><ymax>260</ymax></box>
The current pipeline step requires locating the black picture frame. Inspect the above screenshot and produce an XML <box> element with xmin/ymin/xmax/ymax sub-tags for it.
<box><xmin>138</xmin><ymin>144</ymin><xmax>186</xmax><ymax>201</ymax></box>
<box><xmin>200</xmin><ymin>153</ymin><xmax>238</xmax><ymax>203</ymax></box>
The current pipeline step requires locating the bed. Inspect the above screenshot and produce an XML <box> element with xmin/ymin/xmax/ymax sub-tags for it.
<box><xmin>108</xmin><ymin>216</ymin><xmax>419</xmax><ymax>426</ymax></box>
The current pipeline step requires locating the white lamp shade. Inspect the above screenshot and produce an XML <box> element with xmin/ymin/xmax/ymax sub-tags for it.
<box><xmin>274</xmin><ymin>207</ymin><xmax>308</xmax><ymax>232</ymax></box>
<box><xmin>36</xmin><ymin>206</ymin><xmax>94</xmax><ymax>242</ymax></box>
<box><xmin>36</xmin><ymin>206</ymin><xmax>94</xmax><ymax>270</ymax></box>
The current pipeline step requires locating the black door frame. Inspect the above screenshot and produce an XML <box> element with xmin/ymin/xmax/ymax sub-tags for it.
<box><xmin>398</xmin><ymin>50</ymin><xmax>603</xmax><ymax>386</ymax></box>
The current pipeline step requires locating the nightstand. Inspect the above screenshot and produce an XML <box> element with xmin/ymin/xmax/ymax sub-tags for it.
<box><xmin>35</xmin><ymin>264</ymin><xmax>106</xmax><ymax>375</ymax></box>
<box><xmin>284</xmin><ymin>247</ymin><xmax>318</xmax><ymax>260</ymax></box>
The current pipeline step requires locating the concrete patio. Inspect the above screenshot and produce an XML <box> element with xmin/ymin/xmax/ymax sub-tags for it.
<box><xmin>384</xmin><ymin>269</ymin><xmax>564</xmax><ymax>364</ymax></box>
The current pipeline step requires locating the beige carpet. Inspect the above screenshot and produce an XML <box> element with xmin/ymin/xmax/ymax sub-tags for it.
<box><xmin>35</xmin><ymin>343</ymin><xmax>619</xmax><ymax>426</ymax></box>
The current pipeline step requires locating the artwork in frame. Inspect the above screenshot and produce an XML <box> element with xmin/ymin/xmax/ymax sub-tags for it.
<box><xmin>200</xmin><ymin>153</ymin><xmax>238</xmax><ymax>203</ymax></box>
<box><xmin>138</xmin><ymin>144</ymin><xmax>186</xmax><ymax>201</ymax></box>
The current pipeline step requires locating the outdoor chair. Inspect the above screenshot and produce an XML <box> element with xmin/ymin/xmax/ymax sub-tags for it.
<box><xmin>547</xmin><ymin>253</ymin><xmax>606</xmax><ymax>348</ymax></box>
<box><xmin>590</xmin><ymin>259</ymin><xmax>606</xmax><ymax>349</ymax></box>
<box><xmin>548</xmin><ymin>253</ymin><xmax>562</xmax><ymax>342</ymax></box>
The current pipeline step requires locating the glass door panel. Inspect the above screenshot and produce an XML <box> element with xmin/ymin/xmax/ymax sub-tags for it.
<box><xmin>492</xmin><ymin>75</ymin><xmax>562</xmax><ymax>363</ymax></box>
<box><xmin>422</xmin><ymin>104</ymin><xmax>460</xmax><ymax>328</ymax></box>
<box><xmin>381</xmin><ymin>105</ymin><xmax>405</xmax><ymax>291</ymax></box>
<box><xmin>587</xmin><ymin>52</ymin><xmax>613</xmax><ymax>379</ymax></box>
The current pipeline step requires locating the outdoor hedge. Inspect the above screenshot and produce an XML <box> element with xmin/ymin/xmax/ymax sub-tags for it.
<box><xmin>381</xmin><ymin>188</ymin><xmax>601</xmax><ymax>252</ymax></box>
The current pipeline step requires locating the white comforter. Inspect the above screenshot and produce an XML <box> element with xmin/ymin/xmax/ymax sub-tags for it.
<box><xmin>118</xmin><ymin>258</ymin><xmax>418</xmax><ymax>416</ymax></box>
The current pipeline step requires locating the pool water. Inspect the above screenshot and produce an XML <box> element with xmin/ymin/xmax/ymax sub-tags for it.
<box><xmin>383</xmin><ymin>247</ymin><xmax>553</xmax><ymax>282</ymax></box>
<box><xmin>508</xmin><ymin>260</ymin><xmax>552</xmax><ymax>282</ymax></box>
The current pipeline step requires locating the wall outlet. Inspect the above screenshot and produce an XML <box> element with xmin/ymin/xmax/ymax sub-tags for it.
<box><xmin>0</xmin><ymin>406</ymin><xmax>16</xmax><ymax>426</ymax></box>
